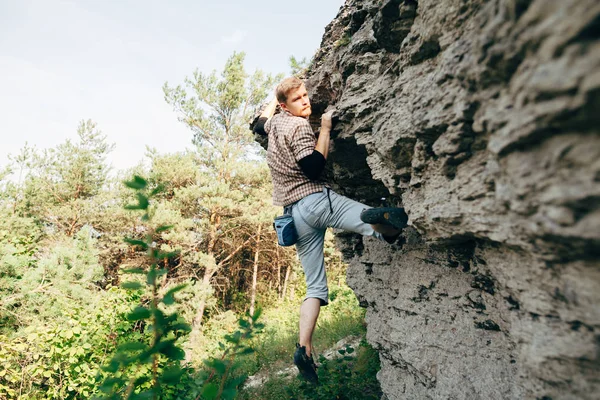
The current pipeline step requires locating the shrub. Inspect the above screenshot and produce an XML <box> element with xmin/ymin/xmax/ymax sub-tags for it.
<box><xmin>0</xmin><ymin>287</ymin><xmax>137</xmax><ymax>399</ymax></box>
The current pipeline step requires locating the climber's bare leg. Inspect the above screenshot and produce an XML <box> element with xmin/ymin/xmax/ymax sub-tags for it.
<box><xmin>299</xmin><ymin>297</ymin><xmax>321</xmax><ymax>357</ymax></box>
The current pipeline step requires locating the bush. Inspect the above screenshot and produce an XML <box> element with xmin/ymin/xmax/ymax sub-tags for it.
<box><xmin>0</xmin><ymin>287</ymin><xmax>137</xmax><ymax>399</ymax></box>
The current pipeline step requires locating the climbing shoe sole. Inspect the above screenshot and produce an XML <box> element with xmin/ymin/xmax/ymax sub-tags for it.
<box><xmin>360</xmin><ymin>207</ymin><xmax>409</xmax><ymax>230</ymax></box>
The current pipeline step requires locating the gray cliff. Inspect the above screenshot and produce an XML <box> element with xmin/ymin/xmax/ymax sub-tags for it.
<box><xmin>301</xmin><ymin>0</ymin><xmax>600</xmax><ymax>399</ymax></box>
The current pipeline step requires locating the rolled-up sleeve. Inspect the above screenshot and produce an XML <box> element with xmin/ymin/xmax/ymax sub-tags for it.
<box><xmin>288</xmin><ymin>120</ymin><xmax>316</xmax><ymax>162</ymax></box>
<box><xmin>264</xmin><ymin>118</ymin><xmax>272</xmax><ymax>134</ymax></box>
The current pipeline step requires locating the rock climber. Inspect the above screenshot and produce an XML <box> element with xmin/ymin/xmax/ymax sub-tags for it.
<box><xmin>253</xmin><ymin>76</ymin><xmax>408</xmax><ymax>383</ymax></box>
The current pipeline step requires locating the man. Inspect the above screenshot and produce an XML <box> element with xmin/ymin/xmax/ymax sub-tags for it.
<box><xmin>254</xmin><ymin>77</ymin><xmax>408</xmax><ymax>383</ymax></box>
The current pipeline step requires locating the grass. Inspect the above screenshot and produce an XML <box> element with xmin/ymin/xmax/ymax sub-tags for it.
<box><xmin>238</xmin><ymin>282</ymin><xmax>366</xmax><ymax>374</ymax></box>
<box><xmin>233</xmin><ymin>281</ymin><xmax>382</xmax><ymax>400</ymax></box>
<box><xmin>239</xmin><ymin>339</ymin><xmax>382</xmax><ymax>400</ymax></box>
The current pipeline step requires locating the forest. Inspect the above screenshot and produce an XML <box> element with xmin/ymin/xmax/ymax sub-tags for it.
<box><xmin>0</xmin><ymin>53</ymin><xmax>381</xmax><ymax>399</ymax></box>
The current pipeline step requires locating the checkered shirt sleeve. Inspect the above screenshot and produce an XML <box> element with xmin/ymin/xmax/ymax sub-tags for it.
<box><xmin>288</xmin><ymin>120</ymin><xmax>316</xmax><ymax>161</ymax></box>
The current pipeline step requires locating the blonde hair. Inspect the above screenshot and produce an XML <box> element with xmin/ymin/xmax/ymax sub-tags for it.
<box><xmin>275</xmin><ymin>77</ymin><xmax>304</xmax><ymax>104</ymax></box>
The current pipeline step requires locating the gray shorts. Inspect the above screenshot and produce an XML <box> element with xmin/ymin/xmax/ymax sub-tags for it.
<box><xmin>290</xmin><ymin>188</ymin><xmax>382</xmax><ymax>306</ymax></box>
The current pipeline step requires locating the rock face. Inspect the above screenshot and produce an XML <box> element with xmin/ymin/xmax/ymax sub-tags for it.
<box><xmin>302</xmin><ymin>1</ymin><xmax>600</xmax><ymax>399</ymax></box>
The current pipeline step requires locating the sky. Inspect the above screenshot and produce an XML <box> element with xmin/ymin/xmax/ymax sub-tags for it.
<box><xmin>0</xmin><ymin>0</ymin><xmax>345</xmax><ymax>173</ymax></box>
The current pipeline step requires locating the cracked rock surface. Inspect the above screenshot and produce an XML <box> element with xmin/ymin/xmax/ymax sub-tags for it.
<box><xmin>300</xmin><ymin>0</ymin><xmax>600</xmax><ymax>399</ymax></box>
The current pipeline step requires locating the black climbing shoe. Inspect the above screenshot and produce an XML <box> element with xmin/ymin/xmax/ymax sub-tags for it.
<box><xmin>360</xmin><ymin>207</ymin><xmax>409</xmax><ymax>230</ymax></box>
<box><xmin>382</xmin><ymin>231</ymin><xmax>402</xmax><ymax>244</ymax></box>
<box><xmin>294</xmin><ymin>343</ymin><xmax>318</xmax><ymax>384</ymax></box>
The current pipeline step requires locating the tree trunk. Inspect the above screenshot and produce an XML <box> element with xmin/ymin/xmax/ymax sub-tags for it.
<box><xmin>193</xmin><ymin>268</ymin><xmax>213</xmax><ymax>329</ymax></box>
<box><xmin>281</xmin><ymin>261</ymin><xmax>291</xmax><ymax>302</ymax></box>
<box><xmin>276</xmin><ymin>247</ymin><xmax>281</xmax><ymax>298</ymax></box>
<box><xmin>193</xmin><ymin>212</ymin><xmax>219</xmax><ymax>330</ymax></box>
<box><xmin>249</xmin><ymin>224</ymin><xmax>262</xmax><ymax>316</ymax></box>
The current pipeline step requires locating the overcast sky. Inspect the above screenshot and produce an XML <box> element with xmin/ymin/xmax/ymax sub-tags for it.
<box><xmin>0</xmin><ymin>0</ymin><xmax>344</xmax><ymax>173</ymax></box>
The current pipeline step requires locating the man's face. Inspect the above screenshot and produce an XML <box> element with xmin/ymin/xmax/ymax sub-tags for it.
<box><xmin>281</xmin><ymin>84</ymin><xmax>311</xmax><ymax>118</ymax></box>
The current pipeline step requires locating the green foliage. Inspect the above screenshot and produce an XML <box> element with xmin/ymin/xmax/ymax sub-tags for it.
<box><xmin>0</xmin><ymin>288</ymin><xmax>137</xmax><ymax>399</ymax></box>
<box><xmin>335</xmin><ymin>32</ymin><xmax>352</xmax><ymax>48</ymax></box>
<box><xmin>0</xmin><ymin>203</ymin><xmax>42</xmax><ymax>261</ymax></box>
<box><xmin>0</xmin><ymin>225</ymin><xmax>104</xmax><ymax>331</ymax></box>
<box><xmin>162</xmin><ymin>54</ymin><xmax>287</xmax><ymax>358</ymax></box>
<box><xmin>232</xmin><ymin>273</ymin><xmax>371</xmax><ymax>399</ymax></box>
<box><xmin>163</xmin><ymin>51</ymin><xmax>283</xmax><ymax>177</ymax></box>
<box><xmin>295</xmin><ymin>342</ymin><xmax>382</xmax><ymax>400</ymax></box>
<box><xmin>0</xmin><ymin>50</ymin><xmax>379</xmax><ymax>400</ymax></box>
<box><xmin>239</xmin><ymin>341</ymin><xmax>382</xmax><ymax>400</ymax></box>
<box><xmin>289</xmin><ymin>55</ymin><xmax>310</xmax><ymax>77</ymax></box>
<box><xmin>17</xmin><ymin>121</ymin><xmax>115</xmax><ymax>236</ymax></box>
<box><xmin>95</xmin><ymin>176</ymin><xmax>192</xmax><ymax>399</ymax></box>
<box><xmin>199</xmin><ymin>309</ymin><xmax>264</xmax><ymax>400</ymax></box>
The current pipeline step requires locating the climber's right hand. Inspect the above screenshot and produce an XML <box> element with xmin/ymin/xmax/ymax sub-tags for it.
<box><xmin>321</xmin><ymin>110</ymin><xmax>335</xmax><ymax>130</ymax></box>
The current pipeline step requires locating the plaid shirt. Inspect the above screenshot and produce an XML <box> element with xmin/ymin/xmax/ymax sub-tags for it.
<box><xmin>265</xmin><ymin>111</ymin><xmax>325</xmax><ymax>206</ymax></box>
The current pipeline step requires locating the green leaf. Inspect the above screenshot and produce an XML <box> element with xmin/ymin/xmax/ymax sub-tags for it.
<box><xmin>133</xmin><ymin>375</ymin><xmax>151</xmax><ymax>385</ymax></box>
<box><xmin>156</xmin><ymin>225</ymin><xmax>174</xmax><ymax>233</ymax></box>
<box><xmin>121</xmin><ymin>281</ymin><xmax>143</xmax><ymax>290</ymax></box>
<box><xmin>124</xmin><ymin>204</ymin><xmax>144</xmax><ymax>210</ymax></box>
<box><xmin>124</xmin><ymin>175</ymin><xmax>147</xmax><ymax>189</ymax></box>
<box><xmin>101</xmin><ymin>359</ymin><xmax>120</xmax><ymax>374</ymax></box>
<box><xmin>150</xmin><ymin>184</ymin><xmax>165</xmax><ymax>197</ymax></box>
<box><xmin>127</xmin><ymin>306</ymin><xmax>151</xmax><ymax>321</ymax></box>
<box><xmin>130</xmin><ymin>389</ymin><xmax>156</xmax><ymax>399</ymax></box>
<box><xmin>228</xmin><ymin>375</ymin><xmax>247</xmax><ymax>388</ymax></box>
<box><xmin>251</xmin><ymin>306</ymin><xmax>262</xmax><ymax>322</ymax></box>
<box><xmin>117</xmin><ymin>342</ymin><xmax>148</xmax><ymax>352</ymax></box>
<box><xmin>147</xmin><ymin>268</ymin><xmax>157</xmax><ymax>285</ymax></box>
<box><xmin>136</xmin><ymin>349</ymin><xmax>154</xmax><ymax>364</ymax></box>
<box><xmin>202</xmin><ymin>383</ymin><xmax>219</xmax><ymax>400</ymax></box>
<box><xmin>235</xmin><ymin>347</ymin><xmax>254</xmax><ymax>356</ymax></box>
<box><xmin>164</xmin><ymin>312</ymin><xmax>178</xmax><ymax>323</ymax></box>
<box><xmin>121</xmin><ymin>268</ymin><xmax>146</xmax><ymax>274</ymax></box>
<box><xmin>221</xmin><ymin>388</ymin><xmax>237</xmax><ymax>400</ymax></box>
<box><xmin>238</xmin><ymin>318</ymin><xmax>249</xmax><ymax>328</ymax></box>
<box><xmin>163</xmin><ymin>294</ymin><xmax>175</xmax><ymax>306</ymax></box>
<box><xmin>152</xmin><ymin>308</ymin><xmax>167</xmax><ymax>328</ymax></box>
<box><xmin>212</xmin><ymin>359</ymin><xmax>227</xmax><ymax>374</ymax></box>
<box><xmin>158</xmin><ymin>341</ymin><xmax>186</xmax><ymax>360</ymax></box>
<box><xmin>236</xmin><ymin>347</ymin><xmax>254</xmax><ymax>356</ymax></box>
<box><xmin>137</xmin><ymin>193</ymin><xmax>149</xmax><ymax>210</ymax></box>
<box><xmin>124</xmin><ymin>238</ymin><xmax>148</xmax><ymax>249</ymax></box>
<box><xmin>170</xmin><ymin>322</ymin><xmax>192</xmax><ymax>333</ymax></box>
<box><xmin>160</xmin><ymin>365</ymin><xmax>184</xmax><ymax>384</ymax></box>
<box><xmin>162</xmin><ymin>284</ymin><xmax>187</xmax><ymax>305</ymax></box>
<box><xmin>97</xmin><ymin>377</ymin><xmax>125</xmax><ymax>393</ymax></box>
<box><xmin>225</xmin><ymin>331</ymin><xmax>242</xmax><ymax>344</ymax></box>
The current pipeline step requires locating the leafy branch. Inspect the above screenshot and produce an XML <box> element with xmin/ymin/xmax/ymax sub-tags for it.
<box><xmin>94</xmin><ymin>175</ymin><xmax>191</xmax><ymax>399</ymax></box>
<box><xmin>198</xmin><ymin>309</ymin><xmax>264</xmax><ymax>400</ymax></box>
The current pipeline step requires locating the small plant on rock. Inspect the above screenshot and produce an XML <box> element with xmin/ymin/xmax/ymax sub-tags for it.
<box><xmin>334</xmin><ymin>32</ymin><xmax>352</xmax><ymax>48</ymax></box>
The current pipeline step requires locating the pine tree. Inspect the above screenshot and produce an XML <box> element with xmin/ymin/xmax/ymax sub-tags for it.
<box><xmin>163</xmin><ymin>53</ymin><xmax>283</xmax><ymax>350</ymax></box>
